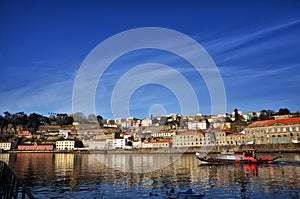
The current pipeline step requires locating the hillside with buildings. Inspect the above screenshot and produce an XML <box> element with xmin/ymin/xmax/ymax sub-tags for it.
<box><xmin>0</xmin><ymin>108</ymin><xmax>300</xmax><ymax>152</ymax></box>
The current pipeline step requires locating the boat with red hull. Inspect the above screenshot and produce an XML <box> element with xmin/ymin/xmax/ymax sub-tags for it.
<box><xmin>196</xmin><ymin>148</ymin><xmax>279</xmax><ymax>165</ymax></box>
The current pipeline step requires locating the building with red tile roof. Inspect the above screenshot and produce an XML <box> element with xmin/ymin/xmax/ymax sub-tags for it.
<box><xmin>142</xmin><ymin>140</ymin><xmax>171</xmax><ymax>148</ymax></box>
<box><xmin>244</xmin><ymin>117</ymin><xmax>300</xmax><ymax>144</ymax></box>
<box><xmin>248</xmin><ymin>117</ymin><xmax>300</xmax><ymax>128</ymax></box>
<box><xmin>173</xmin><ymin>130</ymin><xmax>206</xmax><ymax>147</ymax></box>
<box><xmin>18</xmin><ymin>143</ymin><xmax>54</xmax><ymax>151</ymax></box>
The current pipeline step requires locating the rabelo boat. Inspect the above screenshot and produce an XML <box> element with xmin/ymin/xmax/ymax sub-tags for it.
<box><xmin>196</xmin><ymin>148</ymin><xmax>279</xmax><ymax>165</ymax></box>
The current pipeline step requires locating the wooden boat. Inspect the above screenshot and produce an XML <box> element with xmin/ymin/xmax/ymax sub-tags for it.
<box><xmin>196</xmin><ymin>148</ymin><xmax>279</xmax><ymax>165</ymax></box>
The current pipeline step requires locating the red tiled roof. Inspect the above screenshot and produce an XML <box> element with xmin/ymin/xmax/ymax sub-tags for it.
<box><xmin>156</xmin><ymin>140</ymin><xmax>171</xmax><ymax>143</ymax></box>
<box><xmin>179</xmin><ymin>131</ymin><xmax>204</xmax><ymax>136</ymax></box>
<box><xmin>143</xmin><ymin>140</ymin><xmax>171</xmax><ymax>144</ymax></box>
<box><xmin>248</xmin><ymin>117</ymin><xmax>300</xmax><ymax>127</ymax></box>
<box><xmin>226</xmin><ymin>132</ymin><xmax>243</xmax><ymax>136</ymax></box>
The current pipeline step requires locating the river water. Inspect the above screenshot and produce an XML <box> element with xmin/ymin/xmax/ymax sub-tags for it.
<box><xmin>0</xmin><ymin>152</ymin><xmax>299</xmax><ymax>199</ymax></box>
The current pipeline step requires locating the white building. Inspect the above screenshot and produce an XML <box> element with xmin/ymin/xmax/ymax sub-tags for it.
<box><xmin>142</xmin><ymin>141</ymin><xmax>153</xmax><ymax>148</ymax></box>
<box><xmin>56</xmin><ymin>140</ymin><xmax>75</xmax><ymax>150</ymax></box>
<box><xmin>115</xmin><ymin>118</ymin><xmax>127</xmax><ymax>129</ymax></box>
<box><xmin>132</xmin><ymin>140</ymin><xmax>142</xmax><ymax>148</ymax></box>
<box><xmin>89</xmin><ymin>139</ymin><xmax>107</xmax><ymax>150</ymax></box>
<box><xmin>106</xmin><ymin>138</ymin><xmax>126</xmax><ymax>149</ymax></box>
<box><xmin>188</xmin><ymin>121</ymin><xmax>207</xmax><ymax>130</ymax></box>
<box><xmin>59</xmin><ymin>130</ymin><xmax>70</xmax><ymax>139</ymax></box>
<box><xmin>151</xmin><ymin>131</ymin><xmax>176</xmax><ymax>137</ymax></box>
<box><xmin>0</xmin><ymin>142</ymin><xmax>11</xmax><ymax>150</ymax></box>
<box><xmin>115</xmin><ymin>117</ymin><xmax>141</xmax><ymax>129</ymax></box>
<box><xmin>141</xmin><ymin>118</ymin><xmax>152</xmax><ymax>127</ymax></box>
<box><xmin>141</xmin><ymin>140</ymin><xmax>170</xmax><ymax>148</ymax></box>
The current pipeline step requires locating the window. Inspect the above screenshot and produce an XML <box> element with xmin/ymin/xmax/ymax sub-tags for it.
<box><xmin>272</xmin><ymin>135</ymin><xmax>276</xmax><ymax>144</ymax></box>
<box><xmin>283</xmin><ymin>135</ymin><xmax>288</xmax><ymax>144</ymax></box>
<box><xmin>278</xmin><ymin>135</ymin><xmax>282</xmax><ymax>144</ymax></box>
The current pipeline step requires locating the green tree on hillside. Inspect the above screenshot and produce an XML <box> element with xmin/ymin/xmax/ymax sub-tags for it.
<box><xmin>277</xmin><ymin>108</ymin><xmax>291</xmax><ymax>115</ymax></box>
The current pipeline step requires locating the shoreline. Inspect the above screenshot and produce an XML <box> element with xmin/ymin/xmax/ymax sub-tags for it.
<box><xmin>4</xmin><ymin>143</ymin><xmax>300</xmax><ymax>154</ymax></box>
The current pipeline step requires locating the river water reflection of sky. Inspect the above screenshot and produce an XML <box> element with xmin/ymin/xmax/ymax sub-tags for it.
<box><xmin>1</xmin><ymin>153</ymin><xmax>299</xmax><ymax>198</ymax></box>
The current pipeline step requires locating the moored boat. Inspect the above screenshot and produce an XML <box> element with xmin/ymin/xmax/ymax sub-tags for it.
<box><xmin>166</xmin><ymin>188</ymin><xmax>205</xmax><ymax>199</ymax></box>
<box><xmin>196</xmin><ymin>148</ymin><xmax>279</xmax><ymax>165</ymax></box>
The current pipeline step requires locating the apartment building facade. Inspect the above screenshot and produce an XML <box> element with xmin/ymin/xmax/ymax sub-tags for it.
<box><xmin>244</xmin><ymin>118</ymin><xmax>300</xmax><ymax>144</ymax></box>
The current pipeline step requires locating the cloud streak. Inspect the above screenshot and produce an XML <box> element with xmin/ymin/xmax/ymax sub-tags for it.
<box><xmin>203</xmin><ymin>18</ymin><xmax>300</xmax><ymax>64</ymax></box>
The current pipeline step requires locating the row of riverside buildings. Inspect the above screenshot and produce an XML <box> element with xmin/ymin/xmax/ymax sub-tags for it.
<box><xmin>1</xmin><ymin>116</ymin><xmax>300</xmax><ymax>151</ymax></box>
<box><xmin>0</xmin><ymin>140</ymin><xmax>83</xmax><ymax>151</ymax></box>
<box><xmin>85</xmin><ymin>116</ymin><xmax>300</xmax><ymax>150</ymax></box>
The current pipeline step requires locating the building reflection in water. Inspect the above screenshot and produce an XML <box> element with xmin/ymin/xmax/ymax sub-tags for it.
<box><xmin>90</xmin><ymin>153</ymin><xmax>182</xmax><ymax>173</ymax></box>
<box><xmin>0</xmin><ymin>153</ymin><xmax>299</xmax><ymax>198</ymax></box>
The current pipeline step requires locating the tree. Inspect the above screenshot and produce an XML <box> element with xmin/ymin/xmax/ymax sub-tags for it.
<box><xmin>234</xmin><ymin>108</ymin><xmax>240</xmax><ymax>121</ymax></box>
<box><xmin>277</xmin><ymin>108</ymin><xmax>291</xmax><ymax>115</ymax></box>
<box><xmin>267</xmin><ymin>109</ymin><xmax>275</xmax><ymax>116</ymax></box>
<box><xmin>259</xmin><ymin>110</ymin><xmax>269</xmax><ymax>120</ymax></box>
<box><xmin>0</xmin><ymin>116</ymin><xmax>8</xmax><ymax>134</ymax></box>
<box><xmin>63</xmin><ymin>116</ymin><xmax>74</xmax><ymax>126</ymax></box>
<box><xmin>294</xmin><ymin>111</ymin><xmax>300</xmax><ymax>117</ymax></box>
<box><xmin>12</xmin><ymin>112</ymin><xmax>28</xmax><ymax>130</ymax></box>
<box><xmin>26</xmin><ymin>113</ymin><xmax>45</xmax><ymax>133</ymax></box>
<box><xmin>3</xmin><ymin>111</ymin><xmax>13</xmax><ymax>133</ymax></box>
<box><xmin>96</xmin><ymin>115</ymin><xmax>103</xmax><ymax>127</ymax></box>
<box><xmin>251</xmin><ymin>112</ymin><xmax>258</xmax><ymax>122</ymax></box>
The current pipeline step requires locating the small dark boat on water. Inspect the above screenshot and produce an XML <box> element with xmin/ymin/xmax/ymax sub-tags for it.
<box><xmin>166</xmin><ymin>188</ymin><xmax>205</xmax><ymax>199</ymax></box>
<box><xmin>196</xmin><ymin>148</ymin><xmax>279</xmax><ymax>165</ymax></box>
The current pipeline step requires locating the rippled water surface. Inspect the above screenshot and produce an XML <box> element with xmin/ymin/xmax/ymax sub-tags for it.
<box><xmin>1</xmin><ymin>152</ymin><xmax>299</xmax><ymax>198</ymax></box>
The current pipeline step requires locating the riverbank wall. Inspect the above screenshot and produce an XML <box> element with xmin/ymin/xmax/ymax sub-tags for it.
<box><xmin>6</xmin><ymin>143</ymin><xmax>299</xmax><ymax>154</ymax></box>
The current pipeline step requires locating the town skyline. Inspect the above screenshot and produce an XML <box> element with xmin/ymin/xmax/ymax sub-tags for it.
<box><xmin>0</xmin><ymin>106</ymin><xmax>297</xmax><ymax>121</ymax></box>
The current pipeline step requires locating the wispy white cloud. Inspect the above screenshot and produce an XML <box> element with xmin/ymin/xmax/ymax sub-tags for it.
<box><xmin>202</xmin><ymin>18</ymin><xmax>300</xmax><ymax>64</ymax></box>
<box><xmin>0</xmin><ymin>61</ymin><xmax>77</xmax><ymax>114</ymax></box>
<box><xmin>0</xmin><ymin>78</ymin><xmax>74</xmax><ymax>114</ymax></box>
<box><xmin>220</xmin><ymin>63</ymin><xmax>300</xmax><ymax>79</ymax></box>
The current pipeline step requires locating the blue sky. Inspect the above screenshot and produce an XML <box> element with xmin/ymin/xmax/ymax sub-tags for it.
<box><xmin>0</xmin><ymin>0</ymin><xmax>300</xmax><ymax>119</ymax></box>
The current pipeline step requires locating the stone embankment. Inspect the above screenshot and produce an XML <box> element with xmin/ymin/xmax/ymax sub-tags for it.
<box><xmin>104</xmin><ymin>143</ymin><xmax>300</xmax><ymax>154</ymax></box>
<box><xmin>7</xmin><ymin>143</ymin><xmax>299</xmax><ymax>154</ymax></box>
